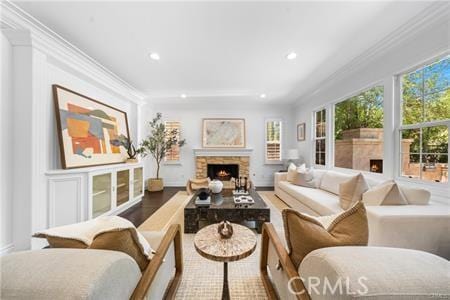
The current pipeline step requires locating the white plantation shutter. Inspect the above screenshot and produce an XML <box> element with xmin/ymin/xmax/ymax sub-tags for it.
<box><xmin>165</xmin><ymin>121</ymin><xmax>181</xmax><ymax>161</ymax></box>
<box><xmin>265</xmin><ymin>120</ymin><xmax>282</xmax><ymax>162</ymax></box>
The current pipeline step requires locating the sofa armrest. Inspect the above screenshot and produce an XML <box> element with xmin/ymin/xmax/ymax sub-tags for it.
<box><xmin>131</xmin><ymin>224</ymin><xmax>183</xmax><ymax>300</ymax></box>
<box><xmin>260</xmin><ymin>223</ymin><xmax>310</xmax><ymax>300</ymax></box>
<box><xmin>274</xmin><ymin>172</ymin><xmax>288</xmax><ymax>188</ymax></box>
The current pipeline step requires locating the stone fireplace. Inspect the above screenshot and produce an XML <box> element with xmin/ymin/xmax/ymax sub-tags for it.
<box><xmin>194</xmin><ymin>148</ymin><xmax>252</xmax><ymax>188</ymax></box>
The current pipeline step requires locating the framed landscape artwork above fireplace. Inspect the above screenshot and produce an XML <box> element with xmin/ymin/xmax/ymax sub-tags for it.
<box><xmin>202</xmin><ymin>118</ymin><xmax>246</xmax><ymax>148</ymax></box>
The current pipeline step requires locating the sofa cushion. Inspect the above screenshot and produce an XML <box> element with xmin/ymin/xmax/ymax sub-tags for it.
<box><xmin>279</xmin><ymin>181</ymin><xmax>343</xmax><ymax>215</ymax></box>
<box><xmin>299</xmin><ymin>246</ymin><xmax>450</xmax><ymax>299</ymax></box>
<box><xmin>320</xmin><ymin>171</ymin><xmax>353</xmax><ymax>195</ymax></box>
<box><xmin>283</xmin><ymin>202</ymin><xmax>368</xmax><ymax>269</ymax></box>
<box><xmin>339</xmin><ymin>173</ymin><xmax>369</xmax><ymax>210</ymax></box>
<box><xmin>1</xmin><ymin>249</ymin><xmax>141</xmax><ymax>300</ymax></box>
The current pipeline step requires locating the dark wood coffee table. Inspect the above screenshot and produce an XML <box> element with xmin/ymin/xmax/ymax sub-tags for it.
<box><xmin>184</xmin><ymin>189</ymin><xmax>270</xmax><ymax>233</ymax></box>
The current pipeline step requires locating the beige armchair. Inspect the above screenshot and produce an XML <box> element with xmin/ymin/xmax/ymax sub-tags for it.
<box><xmin>186</xmin><ymin>177</ymin><xmax>210</xmax><ymax>195</ymax></box>
<box><xmin>1</xmin><ymin>224</ymin><xmax>183</xmax><ymax>300</ymax></box>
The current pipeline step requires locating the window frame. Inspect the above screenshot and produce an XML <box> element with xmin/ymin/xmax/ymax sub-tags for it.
<box><xmin>312</xmin><ymin>108</ymin><xmax>327</xmax><ymax>167</ymax></box>
<box><xmin>163</xmin><ymin>121</ymin><xmax>182</xmax><ymax>164</ymax></box>
<box><xmin>264</xmin><ymin>118</ymin><xmax>283</xmax><ymax>164</ymax></box>
<box><xmin>331</xmin><ymin>84</ymin><xmax>386</xmax><ymax>173</ymax></box>
<box><xmin>396</xmin><ymin>54</ymin><xmax>450</xmax><ymax>185</ymax></box>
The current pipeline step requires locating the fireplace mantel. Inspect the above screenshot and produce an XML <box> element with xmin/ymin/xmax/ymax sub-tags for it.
<box><xmin>193</xmin><ymin>148</ymin><xmax>253</xmax><ymax>157</ymax></box>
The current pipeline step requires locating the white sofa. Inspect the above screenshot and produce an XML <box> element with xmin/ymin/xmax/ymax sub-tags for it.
<box><xmin>274</xmin><ymin>170</ymin><xmax>450</xmax><ymax>259</ymax></box>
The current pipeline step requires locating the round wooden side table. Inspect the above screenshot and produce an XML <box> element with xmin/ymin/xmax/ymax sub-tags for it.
<box><xmin>194</xmin><ymin>223</ymin><xmax>257</xmax><ymax>300</ymax></box>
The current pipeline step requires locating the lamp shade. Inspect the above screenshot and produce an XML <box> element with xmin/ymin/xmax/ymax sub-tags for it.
<box><xmin>285</xmin><ymin>149</ymin><xmax>299</xmax><ymax>160</ymax></box>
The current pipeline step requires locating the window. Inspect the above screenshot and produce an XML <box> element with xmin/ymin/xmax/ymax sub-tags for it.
<box><xmin>400</xmin><ymin>55</ymin><xmax>449</xmax><ymax>183</ymax></box>
<box><xmin>265</xmin><ymin>119</ymin><xmax>282</xmax><ymax>162</ymax></box>
<box><xmin>314</xmin><ymin>109</ymin><xmax>326</xmax><ymax>165</ymax></box>
<box><xmin>164</xmin><ymin>121</ymin><xmax>181</xmax><ymax>162</ymax></box>
<box><xmin>334</xmin><ymin>86</ymin><xmax>384</xmax><ymax>172</ymax></box>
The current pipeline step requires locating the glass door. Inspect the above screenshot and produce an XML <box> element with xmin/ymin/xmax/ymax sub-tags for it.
<box><xmin>92</xmin><ymin>173</ymin><xmax>112</xmax><ymax>218</ymax></box>
<box><xmin>116</xmin><ymin>169</ymin><xmax>130</xmax><ymax>206</ymax></box>
<box><xmin>133</xmin><ymin>167</ymin><xmax>144</xmax><ymax>198</ymax></box>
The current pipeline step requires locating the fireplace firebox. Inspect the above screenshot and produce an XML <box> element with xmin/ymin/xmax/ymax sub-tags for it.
<box><xmin>207</xmin><ymin>164</ymin><xmax>239</xmax><ymax>181</ymax></box>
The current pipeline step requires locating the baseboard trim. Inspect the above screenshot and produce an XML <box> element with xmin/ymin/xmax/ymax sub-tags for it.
<box><xmin>0</xmin><ymin>243</ymin><xmax>14</xmax><ymax>256</ymax></box>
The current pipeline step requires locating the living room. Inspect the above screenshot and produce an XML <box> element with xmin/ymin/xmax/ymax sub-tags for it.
<box><xmin>1</xmin><ymin>1</ymin><xmax>449</xmax><ymax>299</ymax></box>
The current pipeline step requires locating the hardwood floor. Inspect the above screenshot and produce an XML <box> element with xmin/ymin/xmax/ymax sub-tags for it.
<box><xmin>120</xmin><ymin>186</ymin><xmax>274</xmax><ymax>227</ymax></box>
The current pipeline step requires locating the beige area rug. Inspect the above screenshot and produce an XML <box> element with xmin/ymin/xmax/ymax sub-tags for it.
<box><xmin>139</xmin><ymin>190</ymin><xmax>289</xmax><ymax>300</ymax></box>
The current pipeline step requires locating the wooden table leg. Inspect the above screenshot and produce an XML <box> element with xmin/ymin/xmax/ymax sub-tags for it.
<box><xmin>222</xmin><ymin>262</ymin><xmax>230</xmax><ymax>300</ymax></box>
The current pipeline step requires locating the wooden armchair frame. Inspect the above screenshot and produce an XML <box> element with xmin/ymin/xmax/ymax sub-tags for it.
<box><xmin>131</xmin><ymin>224</ymin><xmax>183</xmax><ymax>300</ymax></box>
<box><xmin>260</xmin><ymin>223</ymin><xmax>310</xmax><ymax>300</ymax></box>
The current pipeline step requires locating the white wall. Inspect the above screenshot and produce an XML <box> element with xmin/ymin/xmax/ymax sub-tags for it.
<box><xmin>0</xmin><ymin>32</ymin><xmax>14</xmax><ymax>254</ymax></box>
<box><xmin>1</xmin><ymin>29</ymin><xmax>143</xmax><ymax>250</ymax></box>
<box><xmin>141</xmin><ymin>101</ymin><xmax>294</xmax><ymax>186</ymax></box>
<box><xmin>292</xmin><ymin>16</ymin><xmax>449</xmax><ymax>201</ymax></box>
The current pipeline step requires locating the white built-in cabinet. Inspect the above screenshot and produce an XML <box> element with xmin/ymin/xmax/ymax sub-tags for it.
<box><xmin>46</xmin><ymin>163</ymin><xmax>144</xmax><ymax>227</ymax></box>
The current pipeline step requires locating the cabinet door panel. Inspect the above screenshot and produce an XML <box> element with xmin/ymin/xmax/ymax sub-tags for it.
<box><xmin>133</xmin><ymin>167</ymin><xmax>144</xmax><ymax>198</ymax></box>
<box><xmin>116</xmin><ymin>169</ymin><xmax>130</xmax><ymax>206</ymax></box>
<box><xmin>92</xmin><ymin>173</ymin><xmax>112</xmax><ymax>218</ymax></box>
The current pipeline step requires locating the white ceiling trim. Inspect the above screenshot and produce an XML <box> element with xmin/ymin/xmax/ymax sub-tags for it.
<box><xmin>0</xmin><ymin>0</ymin><xmax>147</xmax><ymax>105</ymax></box>
<box><xmin>295</xmin><ymin>1</ymin><xmax>449</xmax><ymax>106</ymax></box>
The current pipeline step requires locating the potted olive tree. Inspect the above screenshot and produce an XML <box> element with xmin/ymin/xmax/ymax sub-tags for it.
<box><xmin>138</xmin><ymin>113</ymin><xmax>186</xmax><ymax>191</ymax></box>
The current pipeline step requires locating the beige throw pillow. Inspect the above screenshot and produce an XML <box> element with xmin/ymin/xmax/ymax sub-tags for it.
<box><xmin>33</xmin><ymin>216</ymin><xmax>154</xmax><ymax>270</ymax></box>
<box><xmin>282</xmin><ymin>202</ymin><xmax>368</xmax><ymax>268</ymax></box>
<box><xmin>339</xmin><ymin>173</ymin><xmax>369</xmax><ymax>210</ymax></box>
<box><xmin>287</xmin><ymin>163</ymin><xmax>297</xmax><ymax>182</ymax></box>
<box><xmin>287</xmin><ymin>163</ymin><xmax>306</xmax><ymax>182</ymax></box>
<box><xmin>291</xmin><ymin>168</ymin><xmax>317</xmax><ymax>188</ymax></box>
<box><xmin>362</xmin><ymin>180</ymin><xmax>408</xmax><ymax>206</ymax></box>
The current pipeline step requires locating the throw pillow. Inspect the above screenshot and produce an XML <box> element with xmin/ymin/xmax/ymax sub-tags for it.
<box><xmin>291</xmin><ymin>168</ymin><xmax>317</xmax><ymax>188</ymax></box>
<box><xmin>399</xmin><ymin>185</ymin><xmax>430</xmax><ymax>205</ymax></box>
<box><xmin>339</xmin><ymin>173</ymin><xmax>369</xmax><ymax>210</ymax></box>
<box><xmin>282</xmin><ymin>202</ymin><xmax>369</xmax><ymax>269</ymax></box>
<box><xmin>33</xmin><ymin>216</ymin><xmax>154</xmax><ymax>270</ymax></box>
<box><xmin>287</xmin><ymin>163</ymin><xmax>297</xmax><ymax>182</ymax></box>
<box><xmin>362</xmin><ymin>180</ymin><xmax>408</xmax><ymax>206</ymax></box>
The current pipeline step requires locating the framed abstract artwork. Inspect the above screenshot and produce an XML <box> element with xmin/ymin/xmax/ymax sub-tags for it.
<box><xmin>297</xmin><ymin>123</ymin><xmax>306</xmax><ymax>141</ymax></box>
<box><xmin>53</xmin><ymin>85</ymin><xmax>130</xmax><ymax>169</ymax></box>
<box><xmin>202</xmin><ymin>118</ymin><xmax>246</xmax><ymax>148</ymax></box>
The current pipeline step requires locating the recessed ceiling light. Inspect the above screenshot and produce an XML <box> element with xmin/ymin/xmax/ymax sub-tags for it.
<box><xmin>149</xmin><ymin>52</ymin><xmax>160</xmax><ymax>60</ymax></box>
<box><xmin>260</xmin><ymin>94</ymin><xmax>267</xmax><ymax>99</ymax></box>
<box><xmin>286</xmin><ymin>52</ymin><xmax>297</xmax><ymax>60</ymax></box>
<box><xmin>180</xmin><ymin>94</ymin><xmax>187</xmax><ymax>99</ymax></box>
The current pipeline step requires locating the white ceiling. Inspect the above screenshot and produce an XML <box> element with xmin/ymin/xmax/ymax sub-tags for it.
<box><xmin>15</xmin><ymin>1</ymin><xmax>432</xmax><ymax>103</ymax></box>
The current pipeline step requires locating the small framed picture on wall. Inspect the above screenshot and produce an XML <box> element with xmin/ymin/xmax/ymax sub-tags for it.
<box><xmin>297</xmin><ymin>123</ymin><xmax>305</xmax><ymax>141</ymax></box>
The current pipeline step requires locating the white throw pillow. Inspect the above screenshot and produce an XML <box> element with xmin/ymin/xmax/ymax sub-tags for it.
<box><xmin>287</xmin><ymin>163</ymin><xmax>306</xmax><ymax>182</ymax></box>
<box><xmin>320</xmin><ymin>171</ymin><xmax>353</xmax><ymax>195</ymax></box>
<box><xmin>362</xmin><ymin>180</ymin><xmax>408</xmax><ymax>206</ymax></box>
<box><xmin>339</xmin><ymin>173</ymin><xmax>369</xmax><ymax>210</ymax></box>
<box><xmin>399</xmin><ymin>185</ymin><xmax>431</xmax><ymax>205</ymax></box>
<box><xmin>291</xmin><ymin>168</ymin><xmax>317</xmax><ymax>188</ymax></box>
<box><xmin>287</xmin><ymin>163</ymin><xmax>297</xmax><ymax>182</ymax></box>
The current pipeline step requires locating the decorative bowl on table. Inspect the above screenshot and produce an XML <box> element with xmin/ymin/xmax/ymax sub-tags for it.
<box><xmin>209</xmin><ymin>179</ymin><xmax>223</xmax><ymax>194</ymax></box>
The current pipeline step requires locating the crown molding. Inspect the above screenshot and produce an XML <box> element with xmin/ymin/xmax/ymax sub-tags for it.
<box><xmin>0</xmin><ymin>1</ymin><xmax>146</xmax><ymax>105</ymax></box>
<box><xmin>294</xmin><ymin>1</ymin><xmax>450</xmax><ymax>106</ymax></box>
